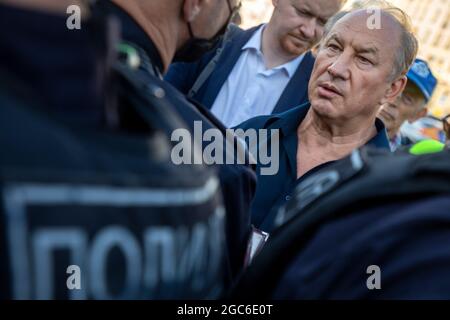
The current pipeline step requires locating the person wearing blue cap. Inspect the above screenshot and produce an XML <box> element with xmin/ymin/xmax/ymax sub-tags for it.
<box><xmin>378</xmin><ymin>58</ymin><xmax>438</xmax><ymax>151</ymax></box>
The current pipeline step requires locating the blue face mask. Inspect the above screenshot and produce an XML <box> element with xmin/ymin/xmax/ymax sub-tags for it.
<box><xmin>0</xmin><ymin>3</ymin><xmax>117</xmax><ymax>127</ymax></box>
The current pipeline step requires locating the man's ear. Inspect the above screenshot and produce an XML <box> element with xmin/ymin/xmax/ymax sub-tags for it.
<box><xmin>182</xmin><ymin>0</ymin><xmax>202</xmax><ymax>23</ymax></box>
<box><xmin>380</xmin><ymin>75</ymin><xmax>407</xmax><ymax>105</ymax></box>
<box><xmin>409</xmin><ymin>107</ymin><xmax>428</xmax><ymax>123</ymax></box>
<box><xmin>272</xmin><ymin>0</ymin><xmax>280</xmax><ymax>8</ymax></box>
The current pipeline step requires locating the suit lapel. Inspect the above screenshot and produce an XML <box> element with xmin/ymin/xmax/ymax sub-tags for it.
<box><xmin>272</xmin><ymin>51</ymin><xmax>315</xmax><ymax>114</ymax></box>
<box><xmin>199</xmin><ymin>26</ymin><xmax>261</xmax><ymax>109</ymax></box>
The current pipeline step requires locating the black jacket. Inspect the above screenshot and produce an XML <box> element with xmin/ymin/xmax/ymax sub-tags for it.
<box><xmin>94</xmin><ymin>1</ymin><xmax>257</xmax><ymax>280</ymax></box>
<box><xmin>0</xmin><ymin>3</ymin><xmax>226</xmax><ymax>299</ymax></box>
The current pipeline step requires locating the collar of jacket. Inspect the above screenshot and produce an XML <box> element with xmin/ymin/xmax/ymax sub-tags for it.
<box><xmin>97</xmin><ymin>0</ymin><xmax>165</xmax><ymax>75</ymax></box>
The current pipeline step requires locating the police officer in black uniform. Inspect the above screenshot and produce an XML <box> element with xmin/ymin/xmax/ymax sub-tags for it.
<box><xmin>93</xmin><ymin>0</ymin><xmax>255</xmax><ymax>280</ymax></box>
<box><xmin>0</xmin><ymin>0</ymin><xmax>230</xmax><ymax>299</ymax></box>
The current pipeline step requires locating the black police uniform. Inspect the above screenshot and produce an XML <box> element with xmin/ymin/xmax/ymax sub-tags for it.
<box><xmin>93</xmin><ymin>1</ymin><xmax>257</xmax><ymax>280</ymax></box>
<box><xmin>233</xmin><ymin>146</ymin><xmax>450</xmax><ymax>299</ymax></box>
<box><xmin>0</xmin><ymin>3</ymin><xmax>226</xmax><ymax>299</ymax></box>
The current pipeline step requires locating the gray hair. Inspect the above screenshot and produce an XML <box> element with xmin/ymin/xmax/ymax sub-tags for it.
<box><xmin>322</xmin><ymin>10</ymin><xmax>350</xmax><ymax>38</ymax></box>
<box><xmin>320</xmin><ymin>0</ymin><xmax>418</xmax><ymax>81</ymax></box>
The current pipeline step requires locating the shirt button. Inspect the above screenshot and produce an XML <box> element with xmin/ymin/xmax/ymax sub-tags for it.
<box><xmin>285</xmin><ymin>195</ymin><xmax>292</xmax><ymax>201</ymax></box>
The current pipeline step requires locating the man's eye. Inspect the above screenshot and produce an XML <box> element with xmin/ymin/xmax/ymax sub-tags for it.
<box><xmin>327</xmin><ymin>43</ymin><xmax>340</xmax><ymax>51</ymax></box>
<box><xmin>296</xmin><ymin>9</ymin><xmax>309</xmax><ymax>17</ymax></box>
<box><xmin>357</xmin><ymin>56</ymin><xmax>372</xmax><ymax>65</ymax></box>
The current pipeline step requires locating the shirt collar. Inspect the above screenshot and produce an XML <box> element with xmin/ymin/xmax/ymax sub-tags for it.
<box><xmin>370</xmin><ymin>118</ymin><xmax>391</xmax><ymax>150</ymax></box>
<box><xmin>270</xmin><ymin>102</ymin><xmax>311</xmax><ymax>136</ymax></box>
<box><xmin>242</xmin><ymin>24</ymin><xmax>264</xmax><ymax>52</ymax></box>
<box><xmin>265</xmin><ymin>103</ymin><xmax>390</xmax><ymax>186</ymax></box>
<box><xmin>242</xmin><ymin>24</ymin><xmax>305</xmax><ymax>78</ymax></box>
<box><xmin>270</xmin><ymin>103</ymin><xmax>391</xmax><ymax>150</ymax></box>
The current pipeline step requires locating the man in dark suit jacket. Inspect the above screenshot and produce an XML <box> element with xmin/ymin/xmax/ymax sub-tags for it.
<box><xmin>165</xmin><ymin>0</ymin><xmax>344</xmax><ymax>127</ymax></box>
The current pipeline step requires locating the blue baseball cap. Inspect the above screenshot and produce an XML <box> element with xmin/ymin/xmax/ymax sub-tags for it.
<box><xmin>407</xmin><ymin>58</ymin><xmax>438</xmax><ymax>102</ymax></box>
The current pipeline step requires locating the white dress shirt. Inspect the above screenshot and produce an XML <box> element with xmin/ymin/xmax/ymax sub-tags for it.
<box><xmin>210</xmin><ymin>25</ymin><xmax>305</xmax><ymax>128</ymax></box>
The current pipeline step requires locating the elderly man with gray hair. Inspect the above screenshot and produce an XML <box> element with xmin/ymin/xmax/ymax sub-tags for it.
<box><xmin>232</xmin><ymin>4</ymin><xmax>450</xmax><ymax>300</ymax></box>
<box><xmin>237</xmin><ymin>3</ymin><xmax>418</xmax><ymax>233</ymax></box>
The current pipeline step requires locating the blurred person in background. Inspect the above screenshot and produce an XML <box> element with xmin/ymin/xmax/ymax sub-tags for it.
<box><xmin>444</xmin><ymin>114</ymin><xmax>450</xmax><ymax>146</ymax></box>
<box><xmin>378</xmin><ymin>58</ymin><xmax>438</xmax><ymax>151</ymax></box>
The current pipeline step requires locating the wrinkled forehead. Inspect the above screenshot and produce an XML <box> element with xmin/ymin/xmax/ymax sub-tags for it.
<box><xmin>326</xmin><ymin>10</ymin><xmax>401</xmax><ymax>54</ymax></box>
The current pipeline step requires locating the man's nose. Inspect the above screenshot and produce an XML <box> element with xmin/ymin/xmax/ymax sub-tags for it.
<box><xmin>300</xmin><ymin>18</ymin><xmax>316</xmax><ymax>40</ymax></box>
<box><xmin>327</xmin><ymin>53</ymin><xmax>350</xmax><ymax>80</ymax></box>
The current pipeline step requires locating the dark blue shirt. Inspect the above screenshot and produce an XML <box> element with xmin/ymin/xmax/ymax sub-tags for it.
<box><xmin>236</xmin><ymin>102</ymin><xmax>391</xmax><ymax>232</ymax></box>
